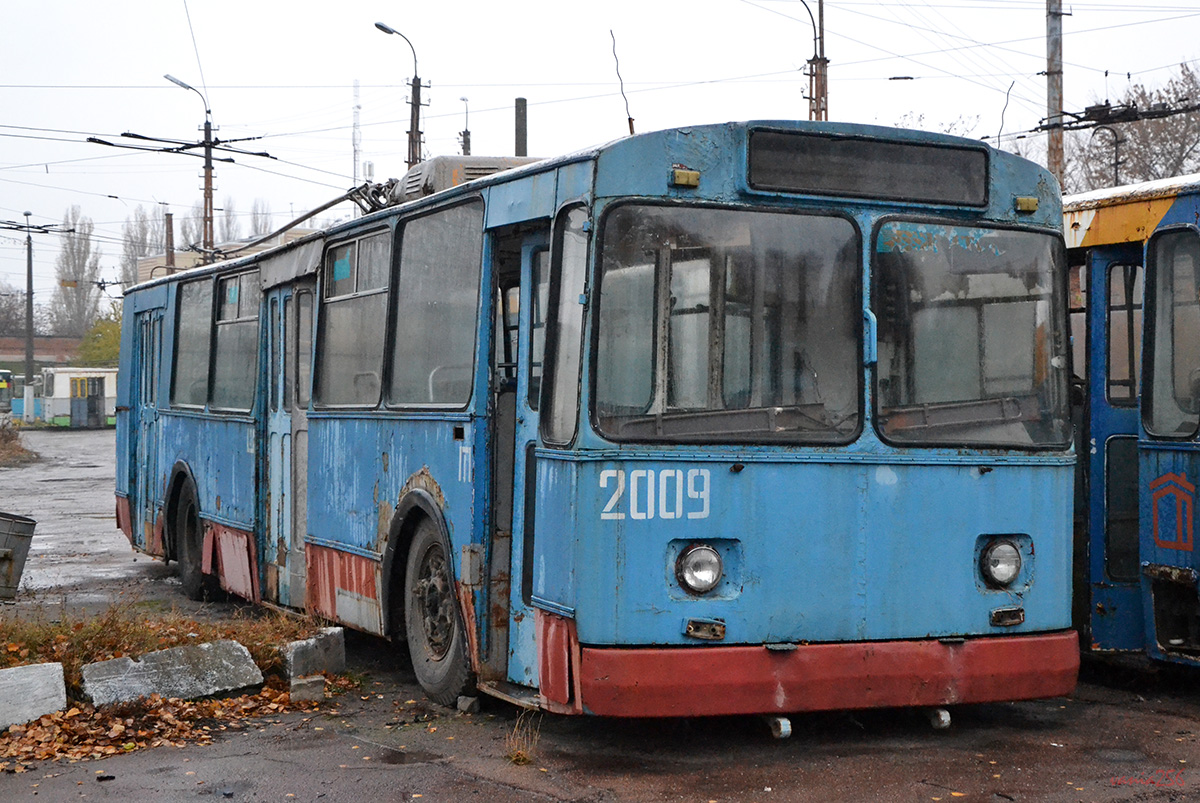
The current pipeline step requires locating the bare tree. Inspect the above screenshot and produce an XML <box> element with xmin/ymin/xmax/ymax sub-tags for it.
<box><xmin>49</xmin><ymin>206</ymin><xmax>103</xmax><ymax>337</ymax></box>
<box><xmin>119</xmin><ymin>205</ymin><xmax>166</xmax><ymax>287</ymax></box>
<box><xmin>250</xmin><ymin>198</ymin><xmax>273</xmax><ymax>237</ymax></box>
<box><xmin>180</xmin><ymin>200</ymin><xmax>205</xmax><ymax>250</ymax></box>
<box><xmin>1065</xmin><ymin>63</ymin><xmax>1200</xmax><ymax>192</ymax></box>
<box><xmin>219</xmin><ymin>195</ymin><xmax>242</xmax><ymax>243</ymax></box>
<box><xmin>0</xmin><ymin>281</ymin><xmax>23</xmax><ymax>336</ymax></box>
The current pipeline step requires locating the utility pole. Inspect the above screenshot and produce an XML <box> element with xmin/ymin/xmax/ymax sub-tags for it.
<box><xmin>515</xmin><ymin>97</ymin><xmax>528</xmax><ymax>157</ymax></box>
<box><xmin>165</xmin><ymin>74</ymin><xmax>215</xmax><ymax>258</ymax></box>
<box><xmin>24</xmin><ymin>212</ymin><xmax>33</xmax><ymax>422</ymax></box>
<box><xmin>375</xmin><ymin>22</ymin><xmax>424</xmax><ymax>169</ymax></box>
<box><xmin>0</xmin><ymin>214</ymin><xmax>73</xmax><ymax>421</ymax></box>
<box><xmin>1046</xmin><ymin>0</ymin><xmax>1065</xmax><ymax>185</ymax></box>
<box><xmin>460</xmin><ymin>97</ymin><xmax>471</xmax><ymax>156</ymax></box>
<box><xmin>800</xmin><ymin>0</ymin><xmax>829</xmax><ymax>121</ymax></box>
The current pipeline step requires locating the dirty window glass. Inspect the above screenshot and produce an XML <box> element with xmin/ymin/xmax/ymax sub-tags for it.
<box><xmin>389</xmin><ymin>201</ymin><xmax>484</xmax><ymax>406</ymax></box>
<box><xmin>595</xmin><ymin>204</ymin><xmax>860</xmax><ymax>443</ymax></box>
<box><xmin>1107</xmin><ymin>264</ymin><xmax>1142</xmax><ymax>406</ymax></box>
<box><xmin>172</xmin><ymin>278</ymin><xmax>213</xmax><ymax>407</ymax></box>
<box><xmin>873</xmin><ymin>221</ymin><xmax>1070</xmax><ymax>447</ymax></box>
<box><xmin>210</xmin><ymin>270</ymin><xmax>260</xmax><ymax>411</ymax></box>
<box><xmin>315</xmin><ymin>232</ymin><xmax>391</xmax><ymax>406</ymax></box>
<box><xmin>543</xmin><ymin>206</ymin><xmax>590</xmax><ymax>445</ymax></box>
<box><xmin>1145</xmin><ymin>229</ymin><xmax>1200</xmax><ymax>437</ymax></box>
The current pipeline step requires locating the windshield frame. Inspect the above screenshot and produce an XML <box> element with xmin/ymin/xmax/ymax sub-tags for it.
<box><xmin>870</xmin><ymin>215</ymin><xmax>1072</xmax><ymax>451</ymax></box>
<box><xmin>588</xmin><ymin>200</ymin><xmax>864</xmax><ymax>446</ymax></box>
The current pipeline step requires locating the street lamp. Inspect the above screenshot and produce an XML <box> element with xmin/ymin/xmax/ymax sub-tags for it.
<box><xmin>164</xmin><ymin>74</ymin><xmax>215</xmax><ymax>256</ymax></box>
<box><xmin>375</xmin><ymin>22</ymin><xmax>423</xmax><ymax>168</ymax></box>
<box><xmin>460</xmin><ymin>97</ymin><xmax>471</xmax><ymax>156</ymax></box>
<box><xmin>796</xmin><ymin>0</ymin><xmax>828</xmax><ymax>121</ymax></box>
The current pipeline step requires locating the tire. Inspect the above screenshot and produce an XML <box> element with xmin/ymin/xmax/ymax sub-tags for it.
<box><xmin>404</xmin><ymin>517</ymin><xmax>474</xmax><ymax>706</ymax></box>
<box><xmin>174</xmin><ymin>483</ymin><xmax>212</xmax><ymax>601</ymax></box>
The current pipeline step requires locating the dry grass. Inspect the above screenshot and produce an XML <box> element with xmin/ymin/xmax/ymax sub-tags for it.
<box><xmin>0</xmin><ymin>417</ymin><xmax>35</xmax><ymax>467</ymax></box>
<box><xmin>504</xmin><ymin>710</ymin><xmax>541</xmax><ymax>765</ymax></box>
<box><xmin>0</xmin><ymin>602</ymin><xmax>325</xmax><ymax>703</ymax></box>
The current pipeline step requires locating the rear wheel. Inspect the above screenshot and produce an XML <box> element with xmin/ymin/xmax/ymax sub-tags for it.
<box><xmin>174</xmin><ymin>483</ymin><xmax>211</xmax><ymax>601</ymax></box>
<box><xmin>404</xmin><ymin>517</ymin><xmax>473</xmax><ymax>706</ymax></box>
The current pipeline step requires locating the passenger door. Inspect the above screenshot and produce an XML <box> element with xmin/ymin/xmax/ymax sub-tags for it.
<box><xmin>133</xmin><ymin>311</ymin><xmax>162</xmax><ymax>549</ymax></box>
<box><xmin>486</xmin><ymin>229</ymin><xmax>550</xmax><ymax>690</ymax></box>
<box><xmin>263</xmin><ymin>281</ymin><xmax>314</xmax><ymax>609</ymax></box>
<box><xmin>1083</xmin><ymin>247</ymin><xmax>1144</xmax><ymax>650</ymax></box>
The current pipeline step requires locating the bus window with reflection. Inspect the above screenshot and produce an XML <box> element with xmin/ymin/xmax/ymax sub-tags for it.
<box><xmin>595</xmin><ymin>204</ymin><xmax>860</xmax><ymax>443</ymax></box>
<box><xmin>1145</xmin><ymin>229</ymin><xmax>1200</xmax><ymax>437</ymax></box>
<box><xmin>873</xmin><ymin>221</ymin><xmax>1070</xmax><ymax>448</ymax></box>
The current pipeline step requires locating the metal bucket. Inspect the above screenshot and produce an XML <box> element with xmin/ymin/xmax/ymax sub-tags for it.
<box><xmin>0</xmin><ymin>512</ymin><xmax>36</xmax><ymax>600</ymax></box>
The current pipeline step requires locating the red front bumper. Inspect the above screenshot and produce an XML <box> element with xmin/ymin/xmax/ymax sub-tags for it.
<box><xmin>576</xmin><ymin>631</ymin><xmax>1078</xmax><ymax>717</ymax></box>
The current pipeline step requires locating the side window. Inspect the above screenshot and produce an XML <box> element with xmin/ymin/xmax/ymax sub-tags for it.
<box><xmin>542</xmin><ymin>206</ymin><xmax>590</xmax><ymax>445</ymax></box>
<box><xmin>296</xmin><ymin>291</ymin><xmax>313</xmax><ymax>409</ymax></box>
<box><xmin>210</xmin><ymin>271</ymin><xmax>261</xmax><ymax>411</ymax></box>
<box><xmin>1106</xmin><ymin>264</ymin><xmax>1142</xmax><ymax>405</ymax></box>
<box><xmin>315</xmin><ymin>231</ymin><xmax>390</xmax><ymax>406</ymax></box>
<box><xmin>389</xmin><ymin>201</ymin><xmax>484</xmax><ymax>406</ymax></box>
<box><xmin>528</xmin><ymin>249</ymin><xmax>550</xmax><ymax>410</ymax></box>
<box><xmin>171</xmin><ymin>278</ymin><xmax>213</xmax><ymax>406</ymax></box>
<box><xmin>1068</xmin><ymin>262</ymin><xmax>1086</xmax><ymax>384</ymax></box>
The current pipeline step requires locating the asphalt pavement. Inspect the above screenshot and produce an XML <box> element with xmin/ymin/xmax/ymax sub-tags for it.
<box><xmin>3</xmin><ymin>428</ymin><xmax>1200</xmax><ymax>802</ymax></box>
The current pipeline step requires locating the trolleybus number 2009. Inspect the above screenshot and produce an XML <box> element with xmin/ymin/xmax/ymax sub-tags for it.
<box><xmin>599</xmin><ymin>468</ymin><xmax>712</xmax><ymax>521</ymax></box>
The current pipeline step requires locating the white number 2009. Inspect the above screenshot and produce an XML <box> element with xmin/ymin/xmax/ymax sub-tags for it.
<box><xmin>599</xmin><ymin>468</ymin><xmax>710</xmax><ymax>521</ymax></box>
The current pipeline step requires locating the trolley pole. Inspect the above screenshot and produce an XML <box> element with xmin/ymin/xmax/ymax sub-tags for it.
<box><xmin>1046</xmin><ymin>0</ymin><xmax>1065</xmax><ymax>185</ymax></box>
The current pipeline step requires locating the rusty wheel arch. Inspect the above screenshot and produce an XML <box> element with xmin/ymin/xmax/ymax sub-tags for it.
<box><xmin>382</xmin><ymin>489</ymin><xmax>456</xmax><ymax>641</ymax></box>
<box><xmin>164</xmin><ymin>461</ymin><xmax>199</xmax><ymax>563</ymax></box>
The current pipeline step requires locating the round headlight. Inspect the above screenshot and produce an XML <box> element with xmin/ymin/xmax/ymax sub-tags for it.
<box><xmin>981</xmin><ymin>540</ymin><xmax>1022</xmax><ymax>587</ymax></box>
<box><xmin>677</xmin><ymin>544</ymin><xmax>723</xmax><ymax>594</ymax></box>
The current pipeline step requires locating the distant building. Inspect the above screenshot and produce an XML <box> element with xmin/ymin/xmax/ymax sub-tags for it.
<box><xmin>135</xmin><ymin>228</ymin><xmax>319</xmax><ymax>285</ymax></box>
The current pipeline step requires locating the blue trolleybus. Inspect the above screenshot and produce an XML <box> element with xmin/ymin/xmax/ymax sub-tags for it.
<box><xmin>116</xmin><ymin>121</ymin><xmax>1078</xmax><ymax>718</ymax></box>
<box><xmin>1067</xmin><ymin>174</ymin><xmax>1200</xmax><ymax>666</ymax></box>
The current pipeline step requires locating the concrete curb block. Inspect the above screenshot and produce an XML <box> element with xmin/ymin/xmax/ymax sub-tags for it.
<box><xmin>280</xmin><ymin>627</ymin><xmax>345</xmax><ymax>680</ymax></box>
<box><xmin>0</xmin><ymin>662</ymin><xmax>66</xmax><ymax>731</ymax></box>
<box><xmin>82</xmin><ymin>640</ymin><xmax>264</xmax><ymax>706</ymax></box>
<box><xmin>289</xmin><ymin>674</ymin><xmax>327</xmax><ymax>703</ymax></box>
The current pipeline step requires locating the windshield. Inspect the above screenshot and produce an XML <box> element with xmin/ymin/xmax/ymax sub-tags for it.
<box><xmin>1144</xmin><ymin>229</ymin><xmax>1200</xmax><ymax>438</ymax></box>
<box><xmin>594</xmin><ymin>204</ymin><xmax>860</xmax><ymax>443</ymax></box>
<box><xmin>873</xmin><ymin>221</ymin><xmax>1070</xmax><ymax>448</ymax></box>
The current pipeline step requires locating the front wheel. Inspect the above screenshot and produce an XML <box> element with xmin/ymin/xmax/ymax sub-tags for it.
<box><xmin>404</xmin><ymin>517</ymin><xmax>473</xmax><ymax>706</ymax></box>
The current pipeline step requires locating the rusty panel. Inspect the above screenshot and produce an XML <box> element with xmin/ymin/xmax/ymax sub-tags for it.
<box><xmin>577</xmin><ymin>632</ymin><xmax>1079</xmax><ymax>718</ymax></box>
<box><xmin>456</xmin><ymin>582</ymin><xmax>482</xmax><ymax>674</ymax></box>
<box><xmin>115</xmin><ymin>496</ymin><xmax>133</xmax><ymax>544</ymax></box>
<box><xmin>536</xmin><ymin>610</ymin><xmax>583</xmax><ymax>715</ymax></box>
<box><xmin>306</xmin><ymin>544</ymin><xmax>383</xmax><ymax>635</ymax></box>
<box><xmin>149</xmin><ymin>510</ymin><xmax>165</xmax><ymax>557</ymax></box>
<box><xmin>211</xmin><ymin>523</ymin><xmax>260</xmax><ymax>603</ymax></box>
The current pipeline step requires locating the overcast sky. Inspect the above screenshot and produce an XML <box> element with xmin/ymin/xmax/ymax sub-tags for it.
<box><xmin>2</xmin><ymin>0</ymin><xmax>1197</xmax><ymax>299</ymax></box>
